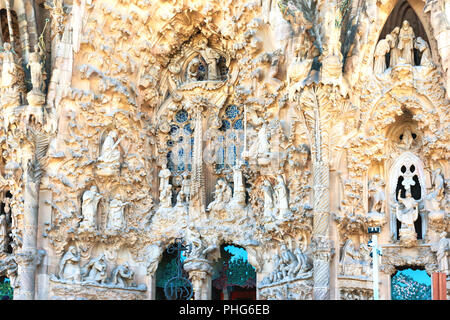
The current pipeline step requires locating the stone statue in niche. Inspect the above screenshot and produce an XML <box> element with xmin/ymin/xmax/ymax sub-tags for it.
<box><xmin>79</xmin><ymin>186</ymin><xmax>102</xmax><ymax>231</ymax></box>
<box><xmin>432</xmin><ymin>231</ymin><xmax>449</xmax><ymax>274</ymax></box>
<box><xmin>97</xmin><ymin>131</ymin><xmax>122</xmax><ymax>176</ymax></box>
<box><xmin>58</xmin><ymin>246</ymin><xmax>81</xmax><ymax>282</ymax></box>
<box><xmin>112</xmin><ymin>262</ymin><xmax>134</xmax><ymax>287</ymax></box>
<box><xmin>398</xmin><ymin>20</ymin><xmax>415</xmax><ymax>65</ymax></box>
<box><xmin>0</xmin><ymin>213</ymin><xmax>8</xmax><ymax>252</ymax></box>
<box><xmin>107</xmin><ymin>197</ymin><xmax>128</xmax><ymax>231</ymax></box>
<box><xmin>431</xmin><ymin>168</ymin><xmax>445</xmax><ymax>200</ymax></box>
<box><xmin>426</xmin><ymin>168</ymin><xmax>445</xmax><ymax>223</ymax></box>
<box><xmin>339</xmin><ymin>239</ymin><xmax>371</xmax><ymax>277</ymax></box>
<box><xmin>186</xmin><ymin>57</ymin><xmax>204</xmax><ymax>82</ymax></box>
<box><xmin>368</xmin><ymin>175</ymin><xmax>386</xmax><ymax>214</ymax></box>
<box><xmin>374</xmin><ymin>35</ymin><xmax>392</xmax><ymax>74</ymax></box>
<box><xmin>230</xmin><ymin>160</ymin><xmax>246</xmax><ymax>206</ymax></box>
<box><xmin>180</xmin><ymin>171</ymin><xmax>191</xmax><ymax>203</ymax></box>
<box><xmin>207</xmin><ymin>178</ymin><xmax>232</xmax><ymax>213</ymax></box>
<box><xmin>274</xmin><ymin>174</ymin><xmax>291</xmax><ymax>219</ymax></box>
<box><xmin>389</xmin><ymin>27</ymin><xmax>401</xmax><ymax>67</ymax></box>
<box><xmin>414</xmin><ymin>37</ymin><xmax>434</xmax><ymax>67</ymax></box>
<box><xmin>159</xmin><ymin>163</ymin><xmax>171</xmax><ymax>194</ymax></box>
<box><xmin>27</xmin><ymin>44</ymin><xmax>45</xmax><ymax>93</ymax></box>
<box><xmin>1</xmin><ymin>42</ymin><xmax>18</xmax><ymax>89</ymax></box>
<box><xmin>248</xmin><ymin>122</ymin><xmax>271</xmax><ymax>165</ymax></box>
<box><xmin>261</xmin><ymin>179</ymin><xmax>276</xmax><ymax>220</ymax></box>
<box><xmin>159</xmin><ymin>163</ymin><xmax>173</xmax><ymax>208</ymax></box>
<box><xmin>396</xmin><ymin>188</ymin><xmax>419</xmax><ymax>242</ymax></box>
<box><xmin>198</xmin><ymin>38</ymin><xmax>221</xmax><ymax>81</ymax></box>
<box><xmin>82</xmin><ymin>254</ymin><xmax>108</xmax><ymax>284</ymax></box>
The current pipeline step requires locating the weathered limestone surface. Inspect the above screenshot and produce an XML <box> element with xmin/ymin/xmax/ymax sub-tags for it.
<box><xmin>0</xmin><ymin>0</ymin><xmax>448</xmax><ymax>300</ymax></box>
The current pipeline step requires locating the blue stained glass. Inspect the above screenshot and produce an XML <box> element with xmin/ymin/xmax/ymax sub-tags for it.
<box><xmin>177</xmin><ymin>162</ymin><xmax>185</xmax><ymax>172</ymax></box>
<box><xmin>184</xmin><ymin>123</ymin><xmax>193</xmax><ymax>135</ymax></box>
<box><xmin>228</xmin><ymin>131</ymin><xmax>236</xmax><ymax>140</ymax></box>
<box><xmin>225</xmin><ymin>105</ymin><xmax>239</xmax><ymax>119</ymax></box>
<box><xmin>221</xmin><ymin>120</ymin><xmax>231</xmax><ymax>130</ymax></box>
<box><xmin>167</xmin><ymin>140</ymin><xmax>174</xmax><ymax>147</ymax></box>
<box><xmin>175</xmin><ymin>110</ymin><xmax>188</xmax><ymax>123</ymax></box>
<box><xmin>234</xmin><ymin>119</ymin><xmax>243</xmax><ymax>130</ymax></box>
<box><xmin>178</xmin><ymin>136</ymin><xmax>184</xmax><ymax>143</ymax></box>
<box><xmin>190</xmin><ymin>137</ymin><xmax>194</xmax><ymax>145</ymax></box>
<box><xmin>170</xmin><ymin>124</ymin><xmax>179</xmax><ymax>135</ymax></box>
<box><xmin>178</xmin><ymin>148</ymin><xmax>184</xmax><ymax>157</ymax></box>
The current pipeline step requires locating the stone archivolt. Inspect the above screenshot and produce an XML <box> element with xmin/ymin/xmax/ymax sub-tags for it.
<box><xmin>0</xmin><ymin>0</ymin><xmax>447</xmax><ymax>300</ymax></box>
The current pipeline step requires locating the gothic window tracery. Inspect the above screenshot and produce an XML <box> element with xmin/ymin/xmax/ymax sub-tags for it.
<box><xmin>166</xmin><ymin>109</ymin><xmax>194</xmax><ymax>176</ymax></box>
<box><xmin>215</xmin><ymin>105</ymin><xmax>245</xmax><ymax>173</ymax></box>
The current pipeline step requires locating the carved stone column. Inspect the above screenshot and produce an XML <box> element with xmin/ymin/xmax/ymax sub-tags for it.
<box><xmin>297</xmin><ymin>86</ymin><xmax>336</xmax><ymax>299</ymax></box>
<box><xmin>183</xmin><ymin>258</ymin><xmax>213</xmax><ymax>300</ymax></box>
<box><xmin>15</xmin><ymin>131</ymin><xmax>49</xmax><ymax>300</ymax></box>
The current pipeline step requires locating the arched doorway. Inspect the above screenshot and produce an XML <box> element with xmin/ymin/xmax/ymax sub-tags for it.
<box><xmin>154</xmin><ymin>243</ymin><xmax>190</xmax><ymax>300</ymax></box>
<box><xmin>391</xmin><ymin>267</ymin><xmax>431</xmax><ymax>300</ymax></box>
<box><xmin>211</xmin><ymin>244</ymin><xmax>256</xmax><ymax>300</ymax></box>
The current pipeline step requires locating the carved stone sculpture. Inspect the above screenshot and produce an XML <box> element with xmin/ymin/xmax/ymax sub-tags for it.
<box><xmin>339</xmin><ymin>239</ymin><xmax>371</xmax><ymax>277</ymax></box>
<box><xmin>198</xmin><ymin>39</ymin><xmax>221</xmax><ymax>81</ymax></box>
<box><xmin>112</xmin><ymin>262</ymin><xmax>134</xmax><ymax>287</ymax></box>
<box><xmin>368</xmin><ymin>175</ymin><xmax>385</xmax><ymax>214</ymax></box>
<box><xmin>274</xmin><ymin>174</ymin><xmax>291</xmax><ymax>219</ymax></box>
<box><xmin>207</xmin><ymin>178</ymin><xmax>231</xmax><ymax>213</ymax></box>
<box><xmin>396</xmin><ymin>189</ymin><xmax>419</xmax><ymax>244</ymax></box>
<box><xmin>27</xmin><ymin>44</ymin><xmax>45</xmax><ymax>93</ymax></box>
<box><xmin>389</xmin><ymin>27</ymin><xmax>401</xmax><ymax>67</ymax></box>
<box><xmin>261</xmin><ymin>179</ymin><xmax>276</xmax><ymax>220</ymax></box>
<box><xmin>414</xmin><ymin>37</ymin><xmax>434</xmax><ymax>67</ymax></box>
<box><xmin>58</xmin><ymin>246</ymin><xmax>81</xmax><ymax>282</ymax></box>
<box><xmin>79</xmin><ymin>186</ymin><xmax>102</xmax><ymax>231</ymax></box>
<box><xmin>186</xmin><ymin>58</ymin><xmax>203</xmax><ymax>82</ymax></box>
<box><xmin>82</xmin><ymin>254</ymin><xmax>108</xmax><ymax>284</ymax></box>
<box><xmin>374</xmin><ymin>37</ymin><xmax>391</xmax><ymax>74</ymax></box>
<box><xmin>398</xmin><ymin>20</ymin><xmax>415</xmax><ymax>65</ymax></box>
<box><xmin>97</xmin><ymin>131</ymin><xmax>121</xmax><ymax>176</ymax></box>
<box><xmin>107</xmin><ymin>197</ymin><xmax>128</xmax><ymax>231</ymax></box>
<box><xmin>435</xmin><ymin>232</ymin><xmax>449</xmax><ymax>274</ymax></box>
<box><xmin>248</xmin><ymin>122</ymin><xmax>271</xmax><ymax>165</ymax></box>
<box><xmin>0</xmin><ymin>214</ymin><xmax>7</xmax><ymax>252</ymax></box>
<box><xmin>1</xmin><ymin>42</ymin><xmax>17</xmax><ymax>89</ymax></box>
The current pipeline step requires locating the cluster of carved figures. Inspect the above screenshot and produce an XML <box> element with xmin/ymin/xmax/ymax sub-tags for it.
<box><xmin>0</xmin><ymin>0</ymin><xmax>448</xmax><ymax>301</ymax></box>
<box><xmin>55</xmin><ymin>246</ymin><xmax>143</xmax><ymax>290</ymax></box>
<box><xmin>374</xmin><ymin>20</ymin><xmax>433</xmax><ymax>74</ymax></box>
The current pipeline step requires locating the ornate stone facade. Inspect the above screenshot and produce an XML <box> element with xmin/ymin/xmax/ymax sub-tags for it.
<box><xmin>0</xmin><ymin>0</ymin><xmax>448</xmax><ymax>300</ymax></box>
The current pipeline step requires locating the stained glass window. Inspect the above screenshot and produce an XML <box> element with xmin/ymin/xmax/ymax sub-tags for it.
<box><xmin>216</xmin><ymin>105</ymin><xmax>245</xmax><ymax>173</ymax></box>
<box><xmin>167</xmin><ymin>109</ymin><xmax>194</xmax><ymax>176</ymax></box>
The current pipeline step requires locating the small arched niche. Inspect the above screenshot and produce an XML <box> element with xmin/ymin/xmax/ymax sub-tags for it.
<box><xmin>377</xmin><ymin>0</ymin><xmax>431</xmax><ymax>68</ymax></box>
<box><xmin>388</xmin><ymin>152</ymin><xmax>427</xmax><ymax>241</ymax></box>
